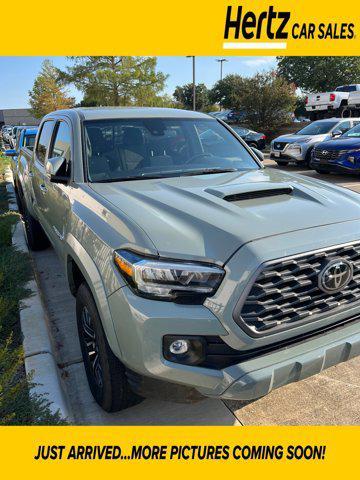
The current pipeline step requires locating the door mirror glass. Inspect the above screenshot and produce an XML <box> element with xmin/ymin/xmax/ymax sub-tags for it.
<box><xmin>5</xmin><ymin>149</ymin><xmax>17</xmax><ymax>157</ymax></box>
<box><xmin>331</xmin><ymin>130</ymin><xmax>342</xmax><ymax>138</ymax></box>
<box><xmin>251</xmin><ymin>147</ymin><xmax>264</xmax><ymax>161</ymax></box>
<box><xmin>45</xmin><ymin>156</ymin><xmax>69</xmax><ymax>184</ymax></box>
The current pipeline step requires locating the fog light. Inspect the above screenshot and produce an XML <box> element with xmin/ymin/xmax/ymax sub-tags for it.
<box><xmin>169</xmin><ymin>339</ymin><xmax>189</xmax><ymax>355</ymax></box>
<box><xmin>163</xmin><ymin>335</ymin><xmax>206</xmax><ymax>365</ymax></box>
<box><xmin>348</xmin><ymin>156</ymin><xmax>355</xmax><ymax>163</ymax></box>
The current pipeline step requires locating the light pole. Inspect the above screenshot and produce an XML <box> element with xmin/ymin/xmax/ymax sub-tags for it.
<box><xmin>216</xmin><ymin>58</ymin><xmax>228</xmax><ymax>81</ymax></box>
<box><xmin>186</xmin><ymin>56</ymin><xmax>196</xmax><ymax>111</ymax></box>
<box><xmin>216</xmin><ymin>58</ymin><xmax>228</xmax><ymax>110</ymax></box>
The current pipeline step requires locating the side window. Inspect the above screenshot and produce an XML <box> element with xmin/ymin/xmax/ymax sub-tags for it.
<box><xmin>35</xmin><ymin>120</ymin><xmax>55</xmax><ymax>164</ymax></box>
<box><xmin>337</xmin><ymin>121</ymin><xmax>351</xmax><ymax>133</ymax></box>
<box><xmin>49</xmin><ymin>121</ymin><xmax>72</xmax><ymax>177</ymax></box>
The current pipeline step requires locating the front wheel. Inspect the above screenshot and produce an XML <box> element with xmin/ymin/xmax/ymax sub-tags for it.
<box><xmin>76</xmin><ymin>283</ymin><xmax>141</xmax><ymax>412</ymax></box>
<box><xmin>275</xmin><ymin>160</ymin><xmax>289</xmax><ymax>167</ymax></box>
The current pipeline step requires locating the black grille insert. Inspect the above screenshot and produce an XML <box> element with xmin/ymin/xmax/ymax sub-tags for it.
<box><xmin>224</xmin><ymin>188</ymin><xmax>293</xmax><ymax>202</ymax></box>
<box><xmin>235</xmin><ymin>242</ymin><xmax>360</xmax><ymax>336</ymax></box>
<box><xmin>313</xmin><ymin>148</ymin><xmax>347</xmax><ymax>161</ymax></box>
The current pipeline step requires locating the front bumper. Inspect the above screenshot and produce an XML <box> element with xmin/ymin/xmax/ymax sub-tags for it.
<box><xmin>270</xmin><ymin>145</ymin><xmax>305</xmax><ymax>162</ymax></box>
<box><xmin>107</xmin><ymin>221</ymin><xmax>360</xmax><ymax>401</ymax></box>
<box><xmin>311</xmin><ymin>155</ymin><xmax>360</xmax><ymax>174</ymax></box>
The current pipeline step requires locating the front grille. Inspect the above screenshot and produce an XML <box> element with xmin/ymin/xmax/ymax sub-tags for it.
<box><xmin>235</xmin><ymin>242</ymin><xmax>360</xmax><ymax>335</ymax></box>
<box><xmin>314</xmin><ymin>148</ymin><xmax>347</xmax><ymax>161</ymax></box>
<box><xmin>273</xmin><ymin>142</ymin><xmax>287</xmax><ymax>151</ymax></box>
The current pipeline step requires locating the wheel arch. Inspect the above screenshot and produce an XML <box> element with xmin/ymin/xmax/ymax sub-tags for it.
<box><xmin>65</xmin><ymin>233</ymin><xmax>123</xmax><ymax>359</ymax></box>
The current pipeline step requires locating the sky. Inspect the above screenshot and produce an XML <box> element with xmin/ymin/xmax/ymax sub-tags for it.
<box><xmin>0</xmin><ymin>56</ymin><xmax>276</xmax><ymax>109</ymax></box>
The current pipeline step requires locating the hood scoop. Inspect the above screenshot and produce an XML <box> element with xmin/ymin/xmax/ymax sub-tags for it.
<box><xmin>205</xmin><ymin>182</ymin><xmax>294</xmax><ymax>202</ymax></box>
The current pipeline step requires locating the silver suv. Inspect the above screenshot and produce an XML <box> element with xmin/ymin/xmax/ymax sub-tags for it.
<box><xmin>15</xmin><ymin>107</ymin><xmax>360</xmax><ymax>412</ymax></box>
<box><xmin>271</xmin><ymin>118</ymin><xmax>360</xmax><ymax>166</ymax></box>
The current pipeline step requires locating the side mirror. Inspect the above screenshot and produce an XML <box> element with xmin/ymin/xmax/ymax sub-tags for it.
<box><xmin>5</xmin><ymin>149</ymin><xmax>17</xmax><ymax>157</ymax></box>
<box><xmin>251</xmin><ymin>147</ymin><xmax>264</xmax><ymax>161</ymax></box>
<box><xmin>331</xmin><ymin>130</ymin><xmax>342</xmax><ymax>138</ymax></box>
<box><xmin>45</xmin><ymin>156</ymin><xmax>69</xmax><ymax>184</ymax></box>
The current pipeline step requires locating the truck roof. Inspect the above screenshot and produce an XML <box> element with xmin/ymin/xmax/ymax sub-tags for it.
<box><xmin>46</xmin><ymin>107</ymin><xmax>212</xmax><ymax>121</ymax></box>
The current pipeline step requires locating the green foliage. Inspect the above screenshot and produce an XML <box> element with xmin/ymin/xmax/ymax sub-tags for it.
<box><xmin>210</xmin><ymin>72</ymin><xmax>296</xmax><ymax>136</ymax></box>
<box><xmin>29</xmin><ymin>59</ymin><xmax>75</xmax><ymax>118</ymax></box>
<box><xmin>0</xmin><ymin>157</ymin><xmax>66</xmax><ymax>425</ymax></box>
<box><xmin>277</xmin><ymin>56</ymin><xmax>360</xmax><ymax>93</ymax></box>
<box><xmin>173</xmin><ymin>83</ymin><xmax>211</xmax><ymax>111</ymax></box>
<box><xmin>209</xmin><ymin>74</ymin><xmax>245</xmax><ymax>109</ymax></box>
<box><xmin>60</xmin><ymin>56</ymin><xmax>168</xmax><ymax>107</ymax></box>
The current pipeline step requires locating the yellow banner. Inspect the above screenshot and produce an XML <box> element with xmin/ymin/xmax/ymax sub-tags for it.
<box><xmin>0</xmin><ymin>426</ymin><xmax>357</xmax><ymax>476</ymax></box>
<box><xmin>1</xmin><ymin>0</ymin><xmax>359</xmax><ymax>55</ymax></box>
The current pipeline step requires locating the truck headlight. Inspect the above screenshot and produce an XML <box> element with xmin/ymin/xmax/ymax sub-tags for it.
<box><xmin>114</xmin><ymin>250</ymin><xmax>225</xmax><ymax>301</ymax></box>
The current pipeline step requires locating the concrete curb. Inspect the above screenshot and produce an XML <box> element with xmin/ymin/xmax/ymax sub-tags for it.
<box><xmin>6</xmin><ymin>168</ymin><xmax>72</xmax><ymax>422</ymax></box>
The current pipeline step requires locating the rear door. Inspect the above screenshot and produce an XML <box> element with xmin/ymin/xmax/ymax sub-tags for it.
<box><xmin>32</xmin><ymin>120</ymin><xmax>56</xmax><ymax>223</ymax></box>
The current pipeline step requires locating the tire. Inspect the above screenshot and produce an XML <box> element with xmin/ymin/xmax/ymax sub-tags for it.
<box><xmin>275</xmin><ymin>160</ymin><xmax>289</xmax><ymax>167</ymax></box>
<box><xmin>309</xmin><ymin>112</ymin><xmax>318</xmax><ymax>121</ymax></box>
<box><xmin>23</xmin><ymin>205</ymin><xmax>50</xmax><ymax>251</ymax></box>
<box><xmin>76</xmin><ymin>283</ymin><xmax>141</xmax><ymax>412</ymax></box>
<box><xmin>300</xmin><ymin>148</ymin><xmax>313</xmax><ymax>168</ymax></box>
<box><xmin>247</xmin><ymin>142</ymin><xmax>258</xmax><ymax>149</ymax></box>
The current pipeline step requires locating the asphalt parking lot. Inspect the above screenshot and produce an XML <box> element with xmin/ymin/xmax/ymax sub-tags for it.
<box><xmin>31</xmin><ymin>157</ymin><xmax>360</xmax><ymax>425</ymax></box>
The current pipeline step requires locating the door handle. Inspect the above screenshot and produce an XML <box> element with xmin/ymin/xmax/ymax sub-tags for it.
<box><xmin>39</xmin><ymin>184</ymin><xmax>47</xmax><ymax>194</ymax></box>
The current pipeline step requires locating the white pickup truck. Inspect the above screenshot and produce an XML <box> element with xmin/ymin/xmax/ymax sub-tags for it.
<box><xmin>348</xmin><ymin>90</ymin><xmax>360</xmax><ymax>113</ymax></box>
<box><xmin>305</xmin><ymin>84</ymin><xmax>360</xmax><ymax>120</ymax></box>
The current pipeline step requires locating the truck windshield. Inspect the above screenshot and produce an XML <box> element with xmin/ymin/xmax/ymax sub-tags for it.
<box><xmin>84</xmin><ymin>118</ymin><xmax>259</xmax><ymax>182</ymax></box>
<box><xmin>296</xmin><ymin>121</ymin><xmax>338</xmax><ymax>136</ymax></box>
<box><xmin>342</xmin><ymin>124</ymin><xmax>360</xmax><ymax>138</ymax></box>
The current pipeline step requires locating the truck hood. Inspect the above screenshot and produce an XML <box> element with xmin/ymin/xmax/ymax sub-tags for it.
<box><xmin>274</xmin><ymin>133</ymin><xmax>328</xmax><ymax>144</ymax></box>
<box><xmin>90</xmin><ymin>168</ymin><xmax>360</xmax><ymax>264</ymax></box>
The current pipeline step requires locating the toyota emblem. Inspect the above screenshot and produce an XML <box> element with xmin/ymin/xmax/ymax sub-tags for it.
<box><xmin>322</xmin><ymin>150</ymin><xmax>328</xmax><ymax>155</ymax></box>
<box><xmin>318</xmin><ymin>258</ymin><xmax>353</xmax><ymax>294</ymax></box>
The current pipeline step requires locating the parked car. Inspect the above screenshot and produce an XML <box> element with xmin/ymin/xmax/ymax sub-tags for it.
<box><xmin>210</xmin><ymin>109</ymin><xmax>245</xmax><ymax>124</ymax></box>
<box><xmin>2</xmin><ymin>126</ymin><xmax>13</xmax><ymax>143</ymax></box>
<box><xmin>310</xmin><ymin>122</ymin><xmax>360</xmax><ymax>175</ymax></box>
<box><xmin>5</xmin><ymin>127</ymin><xmax>38</xmax><ymax>210</ymax></box>
<box><xmin>15</xmin><ymin>107</ymin><xmax>360</xmax><ymax>412</ymax></box>
<box><xmin>9</xmin><ymin>125</ymin><xmax>23</xmax><ymax>148</ymax></box>
<box><xmin>270</xmin><ymin>118</ymin><xmax>360</xmax><ymax>166</ymax></box>
<box><xmin>305</xmin><ymin>85</ymin><xmax>360</xmax><ymax>120</ymax></box>
<box><xmin>231</xmin><ymin>126</ymin><xmax>266</xmax><ymax>150</ymax></box>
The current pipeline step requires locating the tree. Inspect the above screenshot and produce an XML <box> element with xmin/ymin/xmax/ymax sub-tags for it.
<box><xmin>59</xmin><ymin>56</ymin><xmax>168</xmax><ymax>107</ymax></box>
<box><xmin>28</xmin><ymin>60</ymin><xmax>75</xmax><ymax>118</ymax></box>
<box><xmin>277</xmin><ymin>56</ymin><xmax>360</xmax><ymax>92</ymax></box>
<box><xmin>173</xmin><ymin>83</ymin><xmax>211</xmax><ymax>111</ymax></box>
<box><xmin>210</xmin><ymin>72</ymin><xmax>296</xmax><ymax>136</ymax></box>
<box><xmin>209</xmin><ymin>74</ymin><xmax>245</xmax><ymax>109</ymax></box>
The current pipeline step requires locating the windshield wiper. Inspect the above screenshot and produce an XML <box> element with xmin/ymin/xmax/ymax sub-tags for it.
<box><xmin>93</xmin><ymin>168</ymin><xmax>239</xmax><ymax>183</ymax></box>
<box><xmin>94</xmin><ymin>173</ymin><xmax>168</xmax><ymax>183</ymax></box>
<box><xmin>181</xmin><ymin>167</ymin><xmax>239</xmax><ymax>176</ymax></box>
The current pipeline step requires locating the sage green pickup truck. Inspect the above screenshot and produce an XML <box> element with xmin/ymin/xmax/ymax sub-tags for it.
<box><xmin>15</xmin><ymin>107</ymin><xmax>360</xmax><ymax>412</ymax></box>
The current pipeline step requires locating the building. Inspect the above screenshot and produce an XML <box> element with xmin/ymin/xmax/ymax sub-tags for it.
<box><xmin>0</xmin><ymin>108</ymin><xmax>40</xmax><ymax>127</ymax></box>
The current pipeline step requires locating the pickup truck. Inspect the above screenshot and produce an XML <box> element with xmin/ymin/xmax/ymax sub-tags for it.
<box><xmin>6</xmin><ymin>127</ymin><xmax>38</xmax><ymax>212</ymax></box>
<box><xmin>305</xmin><ymin>84</ymin><xmax>360</xmax><ymax>120</ymax></box>
<box><xmin>15</xmin><ymin>107</ymin><xmax>360</xmax><ymax>412</ymax></box>
<box><xmin>348</xmin><ymin>90</ymin><xmax>360</xmax><ymax>113</ymax></box>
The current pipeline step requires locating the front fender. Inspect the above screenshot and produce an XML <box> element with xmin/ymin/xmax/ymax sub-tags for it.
<box><xmin>65</xmin><ymin>233</ymin><xmax>123</xmax><ymax>360</ymax></box>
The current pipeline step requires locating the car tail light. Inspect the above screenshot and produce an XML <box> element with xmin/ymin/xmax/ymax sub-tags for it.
<box><xmin>305</xmin><ymin>96</ymin><xmax>308</xmax><ymax>104</ymax></box>
<box><xmin>261</xmin><ymin>135</ymin><xmax>266</xmax><ymax>140</ymax></box>
<box><xmin>330</xmin><ymin>93</ymin><xmax>336</xmax><ymax>102</ymax></box>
